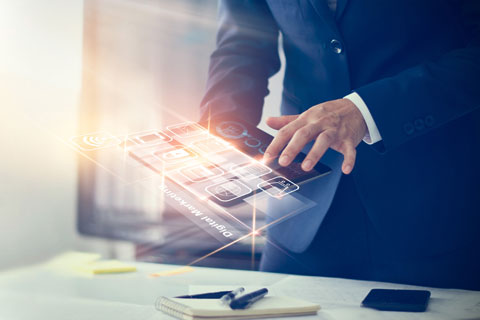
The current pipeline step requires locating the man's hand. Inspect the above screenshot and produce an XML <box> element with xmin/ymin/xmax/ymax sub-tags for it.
<box><xmin>263</xmin><ymin>99</ymin><xmax>367</xmax><ymax>174</ymax></box>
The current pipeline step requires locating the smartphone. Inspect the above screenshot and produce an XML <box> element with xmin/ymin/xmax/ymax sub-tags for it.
<box><xmin>362</xmin><ymin>289</ymin><xmax>431</xmax><ymax>312</ymax></box>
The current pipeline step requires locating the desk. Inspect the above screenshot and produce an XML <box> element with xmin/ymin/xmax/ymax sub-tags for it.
<box><xmin>0</xmin><ymin>259</ymin><xmax>479</xmax><ymax>320</ymax></box>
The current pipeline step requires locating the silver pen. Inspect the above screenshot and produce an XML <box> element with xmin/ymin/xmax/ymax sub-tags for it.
<box><xmin>219</xmin><ymin>287</ymin><xmax>245</xmax><ymax>305</ymax></box>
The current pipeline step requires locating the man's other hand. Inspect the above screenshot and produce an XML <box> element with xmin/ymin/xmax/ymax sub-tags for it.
<box><xmin>263</xmin><ymin>99</ymin><xmax>367</xmax><ymax>174</ymax></box>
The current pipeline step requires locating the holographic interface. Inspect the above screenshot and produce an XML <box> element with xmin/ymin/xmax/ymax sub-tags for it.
<box><xmin>125</xmin><ymin>120</ymin><xmax>310</xmax><ymax>206</ymax></box>
<box><xmin>69</xmin><ymin>117</ymin><xmax>331</xmax><ymax>267</ymax></box>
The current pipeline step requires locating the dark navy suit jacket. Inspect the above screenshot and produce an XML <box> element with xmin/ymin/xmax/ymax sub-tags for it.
<box><xmin>200</xmin><ymin>0</ymin><xmax>480</xmax><ymax>289</ymax></box>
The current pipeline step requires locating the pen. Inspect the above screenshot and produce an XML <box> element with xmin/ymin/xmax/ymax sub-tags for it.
<box><xmin>175</xmin><ymin>290</ymin><xmax>232</xmax><ymax>299</ymax></box>
<box><xmin>220</xmin><ymin>287</ymin><xmax>245</xmax><ymax>305</ymax></box>
<box><xmin>229</xmin><ymin>288</ymin><xmax>268</xmax><ymax>310</ymax></box>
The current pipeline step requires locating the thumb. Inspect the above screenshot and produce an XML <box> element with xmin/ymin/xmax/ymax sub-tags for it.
<box><xmin>266</xmin><ymin>115</ymin><xmax>299</xmax><ymax>130</ymax></box>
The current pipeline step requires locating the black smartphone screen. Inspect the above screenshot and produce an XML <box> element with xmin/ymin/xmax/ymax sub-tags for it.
<box><xmin>362</xmin><ymin>289</ymin><xmax>431</xmax><ymax>312</ymax></box>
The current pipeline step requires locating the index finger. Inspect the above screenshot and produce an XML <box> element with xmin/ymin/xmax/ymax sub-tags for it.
<box><xmin>266</xmin><ymin>115</ymin><xmax>299</xmax><ymax>130</ymax></box>
<box><xmin>263</xmin><ymin>118</ymin><xmax>304</xmax><ymax>162</ymax></box>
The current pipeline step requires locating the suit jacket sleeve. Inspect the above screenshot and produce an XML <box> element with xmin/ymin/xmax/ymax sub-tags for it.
<box><xmin>200</xmin><ymin>0</ymin><xmax>280</xmax><ymax>125</ymax></box>
<box><xmin>355</xmin><ymin>0</ymin><xmax>480</xmax><ymax>152</ymax></box>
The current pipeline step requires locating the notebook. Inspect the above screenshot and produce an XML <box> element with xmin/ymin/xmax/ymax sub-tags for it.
<box><xmin>155</xmin><ymin>296</ymin><xmax>320</xmax><ymax>320</ymax></box>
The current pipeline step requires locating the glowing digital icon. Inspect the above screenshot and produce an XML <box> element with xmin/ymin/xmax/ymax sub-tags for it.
<box><xmin>167</xmin><ymin>122</ymin><xmax>207</xmax><ymax>138</ymax></box>
<box><xmin>179</xmin><ymin>162</ymin><xmax>224</xmax><ymax>182</ymax></box>
<box><xmin>216</xmin><ymin>121</ymin><xmax>248</xmax><ymax>139</ymax></box>
<box><xmin>154</xmin><ymin>145</ymin><xmax>198</xmax><ymax>164</ymax></box>
<box><xmin>215</xmin><ymin>121</ymin><xmax>266</xmax><ymax>153</ymax></box>
<box><xmin>71</xmin><ymin>131</ymin><xmax>121</xmax><ymax>151</ymax></box>
<box><xmin>129</xmin><ymin>130</ymin><xmax>172</xmax><ymax>145</ymax></box>
<box><xmin>231</xmin><ymin>162</ymin><xmax>272</xmax><ymax>180</ymax></box>
<box><xmin>244</xmin><ymin>138</ymin><xmax>261</xmax><ymax>148</ymax></box>
<box><xmin>191</xmin><ymin>137</ymin><xmax>229</xmax><ymax>154</ymax></box>
<box><xmin>258</xmin><ymin>176</ymin><xmax>299</xmax><ymax>198</ymax></box>
<box><xmin>205</xmin><ymin>179</ymin><xmax>252</xmax><ymax>202</ymax></box>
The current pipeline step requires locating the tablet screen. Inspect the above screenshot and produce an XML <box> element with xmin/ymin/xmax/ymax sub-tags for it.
<box><xmin>203</xmin><ymin>117</ymin><xmax>332</xmax><ymax>186</ymax></box>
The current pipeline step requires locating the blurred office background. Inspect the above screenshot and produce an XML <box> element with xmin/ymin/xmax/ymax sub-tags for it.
<box><xmin>0</xmin><ymin>0</ymin><xmax>283</xmax><ymax>270</ymax></box>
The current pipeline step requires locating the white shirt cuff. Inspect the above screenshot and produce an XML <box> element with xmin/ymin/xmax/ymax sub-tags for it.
<box><xmin>344</xmin><ymin>92</ymin><xmax>382</xmax><ymax>145</ymax></box>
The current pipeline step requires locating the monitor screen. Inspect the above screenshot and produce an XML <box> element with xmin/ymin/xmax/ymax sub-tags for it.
<box><xmin>76</xmin><ymin>0</ymin><xmax>264</xmax><ymax>269</ymax></box>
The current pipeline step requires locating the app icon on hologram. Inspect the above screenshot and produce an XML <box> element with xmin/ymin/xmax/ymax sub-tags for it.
<box><xmin>191</xmin><ymin>137</ymin><xmax>230</xmax><ymax>154</ymax></box>
<box><xmin>129</xmin><ymin>130</ymin><xmax>172</xmax><ymax>146</ymax></box>
<box><xmin>167</xmin><ymin>122</ymin><xmax>207</xmax><ymax>138</ymax></box>
<box><xmin>154</xmin><ymin>146</ymin><xmax>198</xmax><ymax>164</ymax></box>
<box><xmin>231</xmin><ymin>162</ymin><xmax>272</xmax><ymax>180</ymax></box>
<box><xmin>180</xmin><ymin>162</ymin><xmax>224</xmax><ymax>182</ymax></box>
<box><xmin>71</xmin><ymin>131</ymin><xmax>121</xmax><ymax>151</ymax></box>
<box><xmin>205</xmin><ymin>179</ymin><xmax>252</xmax><ymax>202</ymax></box>
<box><xmin>258</xmin><ymin>176</ymin><xmax>299</xmax><ymax>198</ymax></box>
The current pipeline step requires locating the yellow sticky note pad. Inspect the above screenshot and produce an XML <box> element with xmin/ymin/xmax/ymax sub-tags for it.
<box><xmin>48</xmin><ymin>251</ymin><xmax>102</xmax><ymax>269</ymax></box>
<box><xmin>79</xmin><ymin>260</ymin><xmax>137</xmax><ymax>274</ymax></box>
<box><xmin>150</xmin><ymin>266</ymin><xmax>194</xmax><ymax>277</ymax></box>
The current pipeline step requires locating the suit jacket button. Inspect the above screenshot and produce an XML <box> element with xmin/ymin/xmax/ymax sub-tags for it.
<box><xmin>425</xmin><ymin>115</ymin><xmax>435</xmax><ymax>127</ymax></box>
<box><xmin>414</xmin><ymin>118</ymin><xmax>425</xmax><ymax>131</ymax></box>
<box><xmin>330</xmin><ymin>39</ymin><xmax>343</xmax><ymax>54</ymax></box>
<box><xmin>404</xmin><ymin>122</ymin><xmax>415</xmax><ymax>135</ymax></box>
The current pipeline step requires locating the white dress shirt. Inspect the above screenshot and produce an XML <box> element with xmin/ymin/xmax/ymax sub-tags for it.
<box><xmin>344</xmin><ymin>92</ymin><xmax>383</xmax><ymax>144</ymax></box>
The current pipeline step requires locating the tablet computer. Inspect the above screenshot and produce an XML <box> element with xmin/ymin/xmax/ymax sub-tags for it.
<box><xmin>127</xmin><ymin>117</ymin><xmax>331</xmax><ymax>207</ymax></box>
<box><xmin>199</xmin><ymin>117</ymin><xmax>331</xmax><ymax>206</ymax></box>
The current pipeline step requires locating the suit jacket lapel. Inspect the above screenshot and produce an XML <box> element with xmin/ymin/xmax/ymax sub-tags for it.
<box><xmin>307</xmin><ymin>0</ymin><xmax>338</xmax><ymax>32</ymax></box>
<box><xmin>335</xmin><ymin>0</ymin><xmax>348</xmax><ymax>20</ymax></box>
<box><xmin>308</xmin><ymin>0</ymin><xmax>349</xmax><ymax>22</ymax></box>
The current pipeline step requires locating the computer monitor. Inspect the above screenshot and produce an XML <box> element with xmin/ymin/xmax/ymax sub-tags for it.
<box><xmin>76</xmin><ymin>0</ymin><xmax>263</xmax><ymax>269</ymax></box>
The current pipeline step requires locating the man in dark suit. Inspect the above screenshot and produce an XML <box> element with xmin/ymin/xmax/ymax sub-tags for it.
<box><xmin>200</xmin><ymin>0</ymin><xmax>480</xmax><ymax>290</ymax></box>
